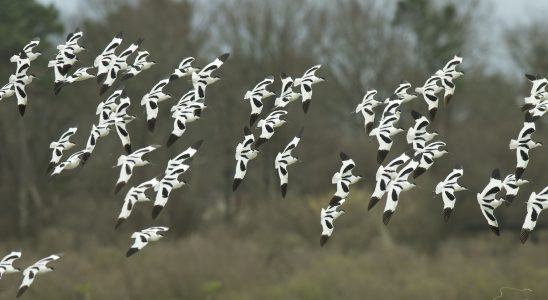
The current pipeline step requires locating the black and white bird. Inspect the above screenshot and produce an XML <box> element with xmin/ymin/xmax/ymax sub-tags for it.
<box><xmin>387</xmin><ymin>80</ymin><xmax>418</xmax><ymax>104</ymax></box>
<box><xmin>244</xmin><ymin>75</ymin><xmax>275</xmax><ymax>126</ymax></box>
<box><xmin>0</xmin><ymin>249</ymin><xmax>22</xmax><ymax>280</ymax></box>
<box><xmin>112</xmin><ymin>90</ymin><xmax>136</xmax><ymax>153</ymax></box>
<box><xmin>527</xmin><ymin>99</ymin><xmax>548</xmax><ymax>120</ymax></box>
<box><xmin>169</xmin><ymin>57</ymin><xmax>198</xmax><ymax>81</ymax></box>
<box><xmin>413</xmin><ymin>141</ymin><xmax>448</xmax><ymax>178</ymax></box>
<box><xmin>331</xmin><ymin>152</ymin><xmax>362</xmax><ymax>203</ymax></box>
<box><xmin>274</xmin><ymin>72</ymin><xmax>301</xmax><ymax>108</ymax></box>
<box><xmin>122</xmin><ymin>50</ymin><xmax>155</xmax><ymax>80</ymax></box>
<box><xmin>192</xmin><ymin>53</ymin><xmax>230</xmax><ymax>99</ymax></box>
<box><xmin>114</xmin><ymin>145</ymin><xmax>160</xmax><ymax>194</ymax></box>
<box><xmin>232</xmin><ymin>127</ymin><xmax>259</xmax><ymax>191</ymax></box>
<box><xmin>11</xmin><ymin>52</ymin><xmax>36</xmax><ymax>116</ymax></box>
<box><xmin>435</xmin><ymin>165</ymin><xmax>467</xmax><ymax>221</ymax></box>
<box><xmin>254</xmin><ymin>110</ymin><xmax>287</xmax><ymax>148</ymax></box>
<box><xmin>47</xmin><ymin>127</ymin><xmax>78</xmax><ymax>174</ymax></box>
<box><xmin>50</xmin><ymin>149</ymin><xmax>91</xmax><ymax>176</ymax></box>
<box><xmin>522</xmin><ymin>74</ymin><xmax>547</xmax><ymax>109</ymax></box>
<box><xmin>100</xmin><ymin>38</ymin><xmax>143</xmax><ymax>95</ymax></box>
<box><xmin>382</xmin><ymin>159</ymin><xmax>419</xmax><ymax>225</ymax></box>
<box><xmin>17</xmin><ymin>254</ymin><xmax>62</xmax><ymax>298</ymax></box>
<box><xmin>520</xmin><ymin>186</ymin><xmax>548</xmax><ymax>243</ymax></box>
<box><xmin>369</xmin><ymin>151</ymin><xmax>411</xmax><ymax>210</ymax></box>
<box><xmin>166</xmin><ymin>104</ymin><xmax>202</xmax><ymax>147</ymax></box>
<box><xmin>320</xmin><ymin>198</ymin><xmax>345</xmax><ymax>247</ymax></box>
<box><xmin>94</xmin><ymin>32</ymin><xmax>123</xmax><ymax>83</ymax></box>
<box><xmin>476</xmin><ymin>169</ymin><xmax>504</xmax><ymax>235</ymax></box>
<box><xmin>126</xmin><ymin>227</ymin><xmax>168</xmax><ymax>257</ymax></box>
<box><xmin>57</xmin><ymin>27</ymin><xmax>85</xmax><ymax>54</ymax></box>
<box><xmin>141</xmin><ymin>78</ymin><xmax>171</xmax><ymax>132</ymax></box>
<box><xmin>151</xmin><ymin>140</ymin><xmax>202</xmax><ymax>218</ymax></box>
<box><xmin>294</xmin><ymin>65</ymin><xmax>325</xmax><ymax>113</ymax></box>
<box><xmin>370</xmin><ymin>111</ymin><xmax>404</xmax><ymax>164</ymax></box>
<box><xmin>0</xmin><ymin>83</ymin><xmax>15</xmax><ymax>101</ymax></box>
<box><xmin>435</xmin><ymin>55</ymin><xmax>463</xmax><ymax>104</ymax></box>
<box><xmin>406</xmin><ymin>110</ymin><xmax>438</xmax><ymax>151</ymax></box>
<box><xmin>10</xmin><ymin>38</ymin><xmax>41</xmax><ymax>62</ymax></box>
<box><xmin>354</xmin><ymin>89</ymin><xmax>381</xmax><ymax>134</ymax></box>
<box><xmin>275</xmin><ymin>127</ymin><xmax>303</xmax><ymax>197</ymax></box>
<box><xmin>509</xmin><ymin>113</ymin><xmax>542</xmax><ymax>179</ymax></box>
<box><xmin>115</xmin><ymin>176</ymin><xmax>161</xmax><ymax>229</ymax></box>
<box><xmin>49</xmin><ymin>29</ymin><xmax>84</xmax><ymax>87</ymax></box>
<box><xmin>415</xmin><ymin>74</ymin><xmax>443</xmax><ymax>120</ymax></box>
<box><xmin>501</xmin><ymin>174</ymin><xmax>528</xmax><ymax>205</ymax></box>
<box><xmin>54</xmin><ymin>67</ymin><xmax>96</xmax><ymax>95</ymax></box>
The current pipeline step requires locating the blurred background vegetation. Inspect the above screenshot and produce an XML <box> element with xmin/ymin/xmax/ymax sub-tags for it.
<box><xmin>0</xmin><ymin>0</ymin><xmax>547</xmax><ymax>299</ymax></box>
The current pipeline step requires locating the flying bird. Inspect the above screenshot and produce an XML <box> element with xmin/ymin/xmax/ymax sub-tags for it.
<box><xmin>275</xmin><ymin>127</ymin><xmax>303</xmax><ymax>197</ymax></box>
<box><xmin>47</xmin><ymin>127</ymin><xmax>78</xmax><ymax>174</ymax></box>
<box><xmin>320</xmin><ymin>198</ymin><xmax>345</xmax><ymax>247</ymax></box>
<box><xmin>244</xmin><ymin>75</ymin><xmax>275</xmax><ymax>126</ymax></box>
<box><xmin>166</xmin><ymin>105</ymin><xmax>202</xmax><ymax>147</ymax></box>
<box><xmin>369</xmin><ymin>151</ymin><xmax>411</xmax><ymax>210</ymax></box>
<box><xmin>169</xmin><ymin>57</ymin><xmax>198</xmax><ymax>81</ymax></box>
<box><xmin>254</xmin><ymin>110</ymin><xmax>287</xmax><ymax>148</ymax></box>
<box><xmin>370</xmin><ymin>111</ymin><xmax>404</xmax><ymax>164</ymax></box>
<box><xmin>274</xmin><ymin>72</ymin><xmax>301</xmax><ymax>108</ymax></box>
<box><xmin>192</xmin><ymin>53</ymin><xmax>230</xmax><ymax>99</ymax></box>
<box><xmin>509</xmin><ymin>113</ymin><xmax>542</xmax><ymax>179</ymax></box>
<box><xmin>331</xmin><ymin>152</ymin><xmax>362</xmax><ymax>202</ymax></box>
<box><xmin>435</xmin><ymin>55</ymin><xmax>463</xmax><ymax>104</ymax></box>
<box><xmin>115</xmin><ymin>176</ymin><xmax>161</xmax><ymax>229</ymax></box>
<box><xmin>94</xmin><ymin>32</ymin><xmax>123</xmax><ymax>83</ymax></box>
<box><xmin>112</xmin><ymin>90</ymin><xmax>136</xmax><ymax>153</ymax></box>
<box><xmin>114</xmin><ymin>145</ymin><xmax>160</xmax><ymax>194</ymax></box>
<box><xmin>126</xmin><ymin>227</ymin><xmax>168</xmax><ymax>257</ymax></box>
<box><xmin>391</xmin><ymin>80</ymin><xmax>418</xmax><ymax>103</ymax></box>
<box><xmin>476</xmin><ymin>169</ymin><xmax>504</xmax><ymax>235</ymax></box>
<box><xmin>122</xmin><ymin>50</ymin><xmax>155</xmax><ymax>80</ymax></box>
<box><xmin>501</xmin><ymin>174</ymin><xmax>528</xmax><ymax>205</ymax></box>
<box><xmin>520</xmin><ymin>186</ymin><xmax>548</xmax><ymax>243</ymax></box>
<box><xmin>382</xmin><ymin>159</ymin><xmax>419</xmax><ymax>225</ymax></box>
<box><xmin>435</xmin><ymin>165</ymin><xmax>467</xmax><ymax>221</ymax></box>
<box><xmin>100</xmin><ymin>38</ymin><xmax>143</xmax><ymax>95</ymax></box>
<box><xmin>294</xmin><ymin>65</ymin><xmax>325</xmax><ymax>113</ymax></box>
<box><xmin>54</xmin><ymin>67</ymin><xmax>96</xmax><ymax>95</ymax></box>
<box><xmin>232</xmin><ymin>127</ymin><xmax>259</xmax><ymax>191</ymax></box>
<box><xmin>0</xmin><ymin>83</ymin><xmax>15</xmax><ymax>101</ymax></box>
<box><xmin>50</xmin><ymin>149</ymin><xmax>90</xmax><ymax>176</ymax></box>
<box><xmin>10</xmin><ymin>38</ymin><xmax>41</xmax><ymax>62</ymax></box>
<box><xmin>415</xmin><ymin>74</ymin><xmax>443</xmax><ymax>120</ymax></box>
<box><xmin>141</xmin><ymin>78</ymin><xmax>172</xmax><ymax>132</ymax></box>
<box><xmin>413</xmin><ymin>141</ymin><xmax>448</xmax><ymax>178</ymax></box>
<box><xmin>17</xmin><ymin>254</ymin><xmax>62</xmax><ymax>298</ymax></box>
<box><xmin>11</xmin><ymin>52</ymin><xmax>36</xmax><ymax>116</ymax></box>
<box><xmin>354</xmin><ymin>89</ymin><xmax>381</xmax><ymax>134</ymax></box>
<box><xmin>406</xmin><ymin>110</ymin><xmax>437</xmax><ymax>151</ymax></box>
<box><xmin>0</xmin><ymin>249</ymin><xmax>22</xmax><ymax>280</ymax></box>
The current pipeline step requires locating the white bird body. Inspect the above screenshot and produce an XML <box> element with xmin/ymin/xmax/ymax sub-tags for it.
<box><xmin>192</xmin><ymin>53</ymin><xmax>230</xmax><ymax>99</ymax></box>
<box><xmin>509</xmin><ymin>113</ymin><xmax>542</xmax><ymax>179</ymax></box>
<box><xmin>123</xmin><ymin>51</ymin><xmax>155</xmax><ymax>80</ymax></box>
<box><xmin>114</xmin><ymin>145</ymin><xmax>160</xmax><ymax>194</ymax></box>
<box><xmin>245</xmin><ymin>75</ymin><xmax>275</xmax><ymax>126</ymax></box>
<box><xmin>370</xmin><ymin>112</ymin><xmax>404</xmax><ymax>164</ymax></box>
<box><xmin>169</xmin><ymin>57</ymin><xmax>198</xmax><ymax>81</ymax></box>
<box><xmin>275</xmin><ymin>128</ymin><xmax>303</xmax><ymax>197</ymax></box>
<box><xmin>47</xmin><ymin>127</ymin><xmax>78</xmax><ymax>173</ymax></box>
<box><xmin>115</xmin><ymin>176</ymin><xmax>160</xmax><ymax>228</ymax></box>
<box><xmin>320</xmin><ymin>198</ymin><xmax>345</xmax><ymax>247</ymax></box>
<box><xmin>435</xmin><ymin>165</ymin><xmax>466</xmax><ymax>221</ymax></box>
<box><xmin>141</xmin><ymin>78</ymin><xmax>172</xmax><ymax>131</ymax></box>
<box><xmin>274</xmin><ymin>72</ymin><xmax>301</xmax><ymax>108</ymax></box>
<box><xmin>330</xmin><ymin>152</ymin><xmax>362</xmax><ymax>202</ymax></box>
<box><xmin>406</xmin><ymin>110</ymin><xmax>437</xmax><ymax>151</ymax></box>
<box><xmin>126</xmin><ymin>227</ymin><xmax>168</xmax><ymax>257</ymax></box>
<box><xmin>294</xmin><ymin>65</ymin><xmax>325</xmax><ymax>113</ymax></box>
<box><xmin>382</xmin><ymin>159</ymin><xmax>418</xmax><ymax>225</ymax></box>
<box><xmin>17</xmin><ymin>254</ymin><xmax>62</xmax><ymax>297</ymax></box>
<box><xmin>0</xmin><ymin>250</ymin><xmax>22</xmax><ymax>279</ymax></box>
<box><xmin>232</xmin><ymin>127</ymin><xmax>258</xmax><ymax>191</ymax></box>
<box><xmin>413</xmin><ymin>141</ymin><xmax>447</xmax><ymax>178</ymax></box>
<box><xmin>415</xmin><ymin>75</ymin><xmax>443</xmax><ymax>120</ymax></box>
<box><xmin>355</xmin><ymin>89</ymin><xmax>381</xmax><ymax>134</ymax></box>
<box><xmin>0</xmin><ymin>83</ymin><xmax>15</xmax><ymax>101</ymax></box>
<box><xmin>501</xmin><ymin>174</ymin><xmax>528</xmax><ymax>204</ymax></box>
<box><xmin>51</xmin><ymin>149</ymin><xmax>90</xmax><ymax>176</ymax></box>
<box><xmin>368</xmin><ymin>152</ymin><xmax>411</xmax><ymax>210</ymax></box>
<box><xmin>254</xmin><ymin>110</ymin><xmax>287</xmax><ymax>147</ymax></box>
<box><xmin>476</xmin><ymin>169</ymin><xmax>504</xmax><ymax>235</ymax></box>
<box><xmin>520</xmin><ymin>187</ymin><xmax>548</xmax><ymax>243</ymax></box>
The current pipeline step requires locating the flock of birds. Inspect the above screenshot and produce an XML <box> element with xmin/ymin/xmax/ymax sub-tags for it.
<box><xmin>0</xmin><ymin>27</ymin><xmax>547</xmax><ymax>297</ymax></box>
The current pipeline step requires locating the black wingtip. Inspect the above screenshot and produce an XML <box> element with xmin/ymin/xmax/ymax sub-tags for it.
<box><xmin>218</xmin><ymin>53</ymin><xmax>230</xmax><ymax>62</ymax></box>
<box><xmin>243</xmin><ymin>126</ymin><xmax>251</xmax><ymax>136</ymax></box>
<box><xmin>99</xmin><ymin>84</ymin><xmax>109</xmax><ymax>96</ymax></box>
<box><xmin>115</xmin><ymin>31</ymin><xmax>123</xmax><ymax>38</ymax></box>
<box><xmin>413</xmin><ymin>167</ymin><xmax>426</xmax><ymax>179</ymax></box>
<box><xmin>491</xmin><ymin>168</ymin><xmax>500</xmax><ymax>180</ymax></box>
<box><xmin>124</xmin><ymin>144</ymin><xmax>132</xmax><ymax>154</ymax></box>
<box><xmin>302</xmin><ymin>100</ymin><xmax>310</xmax><ymax>113</ymax></box>
<box><xmin>524</xmin><ymin>112</ymin><xmax>534</xmax><ymax>122</ymax></box>
<box><xmin>297</xmin><ymin>126</ymin><xmax>304</xmax><ymax>138</ymax></box>
<box><xmin>16</xmin><ymin>286</ymin><xmax>28</xmax><ymax>298</ymax></box>
<box><xmin>520</xmin><ymin>229</ymin><xmax>530</xmax><ymax>244</ymax></box>
<box><xmin>429</xmin><ymin>108</ymin><xmax>437</xmax><ymax>120</ymax></box>
<box><xmin>377</xmin><ymin>150</ymin><xmax>389</xmax><ymax>164</ymax></box>
<box><xmin>454</xmin><ymin>163</ymin><xmax>463</xmax><ymax>170</ymax></box>
<box><xmin>232</xmin><ymin>178</ymin><xmax>242</xmax><ymax>191</ymax></box>
<box><xmin>114</xmin><ymin>218</ymin><xmax>124</xmax><ymax>229</ymax></box>
<box><xmin>368</xmin><ymin>197</ymin><xmax>380</xmax><ymax>210</ymax></box>
<box><xmin>126</xmin><ymin>247</ymin><xmax>138</xmax><ymax>257</ymax></box>
<box><xmin>524</xmin><ymin>73</ymin><xmax>537</xmax><ymax>81</ymax></box>
<box><xmin>147</xmin><ymin>119</ymin><xmax>156</xmax><ymax>132</ymax></box>
<box><xmin>166</xmin><ymin>134</ymin><xmax>178</xmax><ymax>147</ymax></box>
<box><xmin>281</xmin><ymin>72</ymin><xmax>288</xmax><ymax>79</ymax></box>
<box><xmin>135</xmin><ymin>38</ymin><xmax>144</xmax><ymax>45</ymax></box>
<box><xmin>281</xmin><ymin>183</ymin><xmax>288</xmax><ymax>198</ymax></box>
<box><xmin>489</xmin><ymin>225</ymin><xmax>500</xmax><ymax>236</ymax></box>
<box><xmin>18</xmin><ymin>105</ymin><xmax>26</xmax><ymax>116</ymax></box>
<box><xmin>382</xmin><ymin>210</ymin><xmax>393</xmax><ymax>225</ymax></box>
<box><xmin>249</xmin><ymin>114</ymin><xmax>258</xmax><ymax>127</ymax></box>
<box><xmin>339</xmin><ymin>152</ymin><xmax>349</xmax><ymax>161</ymax></box>
<box><xmin>54</xmin><ymin>82</ymin><xmax>64</xmax><ymax>95</ymax></box>
<box><xmin>365</xmin><ymin>122</ymin><xmax>374</xmax><ymax>135</ymax></box>
<box><xmin>320</xmin><ymin>235</ymin><xmax>329</xmax><ymax>247</ymax></box>
<box><xmin>410</xmin><ymin>110</ymin><xmax>422</xmax><ymax>120</ymax></box>
<box><xmin>97</xmin><ymin>73</ymin><xmax>106</xmax><ymax>83</ymax></box>
<box><xmin>504</xmin><ymin>194</ymin><xmax>515</xmax><ymax>206</ymax></box>
<box><xmin>443</xmin><ymin>208</ymin><xmax>453</xmax><ymax>222</ymax></box>
<box><xmin>114</xmin><ymin>182</ymin><xmax>126</xmax><ymax>195</ymax></box>
<box><xmin>122</xmin><ymin>73</ymin><xmax>133</xmax><ymax>81</ymax></box>
<box><xmin>329</xmin><ymin>195</ymin><xmax>343</xmax><ymax>207</ymax></box>
<box><xmin>46</xmin><ymin>162</ymin><xmax>56</xmax><ymax>174</ymax></box>
<box><xmin>515</xmin><ymin>167</ymin><xmax>524</xmax><ymax>180</ymax></box>
<box><xmin>254</xmin><ymin>138</ymin><xmax>266</xmax><ymax>148</ymax></box>
<box><xmin>81</xmin><ymin>152</ymin><xmax>91</xmax><ymax>164</ymax></box>
<box><xmin>169</xmin><ymin>74</ymin><xmax>178</xmax><ymax>82</ymax></box>
<box><xmin>151</xmin><ymin>205</ymin><xmax>163</xmax><ymax>219</ymax></box>
<box><xmin>192</xmin><ymin>139</ymin><xmax>204</xmax><ymax>150</ymax></box>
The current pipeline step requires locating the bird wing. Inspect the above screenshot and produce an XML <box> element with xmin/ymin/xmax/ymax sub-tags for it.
<box><xmin>117</xmin><ymin>160</ymin><xmax>135</xmax><ymax>185</ymax></box>
<box><xmin>234</xmin><ymin>157</ymin><xmax>249</xmax><ymax>181</ymax></box>
<box><xmin>17</xmin><ymin>268</ymin><xmax>36</xmax><ymax>297</ymax></box>
<box><xmin>198</xmin><ymin>53</ymin><xmax>229</xmax><ymax>78</ymax></box>
<box><xmin>0</xmin><ymin>250</ymin><xmax>21</xmax><ymax>265</ymax></box>
<box><xmin>153</xmin><ymin>179</ymin><xmax>175</xmax><ymax>208</ymax></box>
